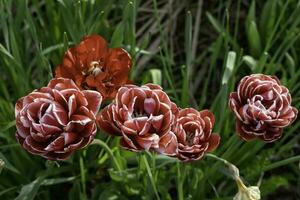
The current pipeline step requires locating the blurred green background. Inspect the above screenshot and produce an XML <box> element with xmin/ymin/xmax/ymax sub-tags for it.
<box><xmin>0</xmin><ymin>0</ymin><xmax>300</xmax><ymax>199</ymax></box>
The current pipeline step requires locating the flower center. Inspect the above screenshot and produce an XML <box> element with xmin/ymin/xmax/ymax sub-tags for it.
<box><xmin>82</xmin><ymin>61</ymin><xmax>104</xmax><ymax>76</ymax></box>
<box><xmin>185</xmin><ymin>131</ymin><xmax>196</xmax><ymax>146</ymax></box>
<box><xmin>131</xmin><ymin>98</ymin><xmax>156</xmax><ymax>119</ymax></box>
<box><xmin>132</xmin><ymin>111</ymin><xmax>148</xmax><ymax>118</ymax></box>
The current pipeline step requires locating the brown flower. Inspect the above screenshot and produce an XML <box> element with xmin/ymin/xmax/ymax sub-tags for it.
<box><xmin>15</xmin><ymin>78</ymin><xmax>102</xmax><ymax>160</ymax></box>
<box><xmin>55</xmin><ymin>35</ymin><xmax>131</xmax><ymax>100</ymax></box>
<box><xmin>229</xmin><ymin>74</ymin><xmax>298</xmax><ymax>142</ymax></box>
<box><xmin>97</xmin><ymin>84</ymin><xmax>178</xmax><ymax>155</ymax></box>
<box><xmin>173</xmin><ymin>108</ymin><xmax>220</xmax><ymax>162</ymax></box>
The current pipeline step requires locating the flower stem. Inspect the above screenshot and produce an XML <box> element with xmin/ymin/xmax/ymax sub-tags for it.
<box><xmin>206</xmin><ymin>153</ymin><xmax>239</xmax><ymax>179</ymax></box>
<box><xmin>206</xmin><ymin>153</ymin><xmax>249</xmax><ymax>190</ymax></box>
<box><xmin>79</xmin><ymin>156</ymin><xmax>87</xmax><ymax>200</ymax></box>
<box><xmin>141</xmin><ymin>154</ymin><xmax>160</xmax><ymax>200</ymax></box>
<box><xmin>97</xmin><ymin>135</ymin><xmax>112</xmax><ymax>161</ymax></box>
<box><xmin>91</xmin><ymin>138</ymin><xmax>122</xmax><ymax>171</ymax></box>
<box><xmin>177</xmin><ymin>161</ymin><xmax>184</xmax><ymax>200</ymax></box>
<box><xmin>206</xmin><ymin>153</ymin><xmax>230</xmax><ymax>165</ymax></box>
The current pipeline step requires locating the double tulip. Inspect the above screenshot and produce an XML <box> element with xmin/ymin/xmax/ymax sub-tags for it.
<box><xmin>15</xmin><ymin>78</ymin><xmax>102</xmax><ymax>160</ymax></box>
<box><xmin>97</xmin><ymin>84</ymin><xmax>220</xmax><ymax>161</ymax></box>
<box><xmin>173</xmin><ymin>108</ymin><xmax>220</xmax><ymax>161</ymax></box>
<box><xmin>229</xmin><ymin>74</ymin><xmax>297</xmax><ymax>142</ymax></box>
<box><xmin>15</xmin><ymin>34</ymin><xmax>298</xmax><ymax>161</ymax></box>
<box><xmin>55</xmin><ymin>35</ymin><xmax>131</xmax><ymax>100</ymax></box>
<box><xmin>97</xmin><ymin>84</ymin><xmax>178</xmax><ymax>154</ymax></box>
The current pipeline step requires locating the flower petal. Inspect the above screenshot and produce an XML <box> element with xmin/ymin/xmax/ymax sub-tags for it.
<box><xmin>82</xmin><ymin>90</ymin><xmax>102</xmax><ymax>114</ymax></box>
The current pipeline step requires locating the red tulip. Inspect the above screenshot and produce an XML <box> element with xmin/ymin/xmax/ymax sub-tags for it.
<box><xmin>229</xmin><ymin>74</ymin><xmax>298</xmax><ymax>142</ymax></box>
<box><xmin>15</xmin><ymin>78</ymin><xmax>102</xmax><ymax>160</ymax></box>
<box><xmin>97</xmin><ymin>84</ymin><xmax>178</xmax><ymax>155</ymax></box>
<box><xmin>173</xmin><ymin>108</ymin><xmax>220</xmax><ymax>162</ymax></box>
<box><xmin>55</xmin><ymin>35</ymin><xmax>131</xmax><ymax>100</ymax></box>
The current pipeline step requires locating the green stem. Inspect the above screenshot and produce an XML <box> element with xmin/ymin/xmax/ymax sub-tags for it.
<box><xmin>205</xmin><ymin>153</ymin><xmax>240</xmax><ymax>181</ymax></box>
<box><xmin>206</xmin><ymin>153</ymin><xmax>251</xmax><ymax>194</ymax></box>
<box><xmin>79</xmin><ymin>156</ymin><xmax>87</xmax><ymax>200</ymax></box>
<box><xmin>141</xmin><ymin>154</ymin><xmax>160</xmax><ymax>200</ymax></box>
<box><xmin>97</xmin><ymin>136</ymin><xmax>112</xmax><ymax>160</ymax></box>
<box><xmin>177</xmin><ymin>161</ymin><xmax>184</xmax><ymax>200</ymax></box>
<box><xmin>206</xmin><ymin>153</ymin><xmax>230</xmax><ymax>165</ymax></box>
<box><xmin>91</xmin><ymin>139</ymin><xmax>121</xmax><ymax>171</ymax></box>
<box><xmin>263</xmin><ymin>155</ymin><xmax>300</xmax><ymax>172</ymax></box>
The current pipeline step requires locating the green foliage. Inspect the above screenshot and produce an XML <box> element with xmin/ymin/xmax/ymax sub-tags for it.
<box><xmin>1</xmin><ymin>0</ymin><xmax>300</xmax><ymax>199</ymax></box>
<box><xmin>260</xmin><ymin>176</ymin><xmax>289</xmax><ymax>197</ymax></box>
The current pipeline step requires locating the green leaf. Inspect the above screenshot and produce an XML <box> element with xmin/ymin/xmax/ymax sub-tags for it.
<box><xmin>285</xmin><ymin>52</ymin><xmax>295</xmax><ymax>76</ymax></box>
<box><xmin>260</xmin><ymin>176</ymin><xmax>289</xmax><ymax>197</ymax></box>
<box><xmin>181</xmin><ymin>11</ymin><xmax>193</xmax><ymax>107</ymax></box>
<box><xmin>206</xmin><ymin>12</ymin><xmax>222</xmax><ymax>33</ymax></box>
<box><xmin>222</xmin><ymin>51</ymin><xmax>236</xmax><ymax>85</ymax></box>
<box><xmin>246</xmin><ymin>0</ymin><xmax>256</xmax><ymax>24</ymax></box>
<box><xmin>242</xmin><ymin>55</ymin><xmax>257</xmax><ymax>71</ymax></box>
<box><xmin>0</xmin><ymin>43</ymin><xmax>14</xmax><ymax>60</ymax></box>
<box><xmin>185</xmin><ymin>11</ymin><xmax>192</xmax><ymax>75</ymax></box>
<box><xmin>149</xmin><ymin>69</ymin><xmax>162</xmax><ymax>85</ymax></box>
<box><xmin>141</xmin><ymin>69</ymin><xmax>162</xmax><ymax>86</ymax></box>
<box><xmin>99</xmin><ymin>187</ymin><xmax>120</xmax><ymax>200</ymax></box>
<box><xmin>0</xmin><ymin>159</ymin><xmax>4</xmax><ymax>174</ymax></box>
<box><xmin>0</xmin><ymin>120</ymin><xmax>15</xmax><ymax>132</ymax></box>
<box><xmin>263</xmin><ymin>155</ymin><xmax>300</xmax><ymax>172</ymax></box>
<box><xmin>41</xmin><ymin>176</ymin><xmax>77</xmax><ymax>186</ymax></box>
<box><xmin>68</xmin><ymin>180</ymin><xmax>82</xmax><ymax>200</ymax></box>
<box><xmin>260</xmin><ymin>0</ymin><xmax>277</xmax><ymax>44</ymax></box>
<box><xmin>247</xmin><ymin>21</ymin><xmax>262</xmax><ymax>58</ymax></box>
<box><xmin>257</xmin><ymin>52</ymin><xmax>269</xmax><ymax>73</ymax></box>
<box><xmin>111</xmin><ymin>22</ymin><xmax>124</xmax><ymax>48</ymax></box>
<box><xmin>15</xmin><ymin>176</ymin><xmax>45</xmax><ymax>200</ymax></box>
<box><xmin>0</xmin><ymin>186</ymin><xmax>17</xmax><ymax>197</ymax></box>
<box><xmin>108</xmin><ymin>168</ymin><xmax>137</xmax><ymax>183</ymax></box>
<box><xmin>199</xmin><ymin>34</ymin><xmax>223</xmax><ymax>108</ymax></box>
<box><xmin>0</xmin><ymin>152</ymin><xmax>20</xmax><ymax>174</ymax></box>
<box><xmin>245</xmin><ymin>1</ymin><xmax>262</xmax><ymax>58</ymax></box>
<box><xmin>108</xmin><ymin>169</ymin><xmax>124</xmax><ymax>182</ymax></box>
<box><xmin>63</xmin><ymin>32</ymin><xmax>69</xmax><ymax>52</ymax></box>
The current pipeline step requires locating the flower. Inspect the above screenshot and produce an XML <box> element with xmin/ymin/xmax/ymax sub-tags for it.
<box><xmin>229</xmin><ymin>163</ymin><xmax>261</xmax><ymax>200</ymax></box>
<box><xmin>15</xmin><ymin>78</ymin><xmax>102</xmax><ymax>160</ymax></box>
<box><xmin>229</xmin><ymin>74</ymin><xmax>298</xmax><ymax>142</ymax></box>
<box><xmin>97</xmin><ymin>84</ymin><xmax>178</xmax><ymax>155</ymax></box>
<box><xmin>172</xmin><ymin>108</ymin><xmax>220</xmax><ymax>162</ymax></box>
<box><xmin>233</xmin><ymin>185</ymin><xmax>261</xmax><ymax>200</ymax></box>
<box><xmin>55</xmin><ymin>35</ymin><xmax>131</xmax><ymax>100</ymax></box>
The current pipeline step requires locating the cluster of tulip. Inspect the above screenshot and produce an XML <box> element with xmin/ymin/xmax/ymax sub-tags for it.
<box><xmin>15</xmin><ymin>35</ymin><xmax>298</xmax><ymax>161</ymax></box>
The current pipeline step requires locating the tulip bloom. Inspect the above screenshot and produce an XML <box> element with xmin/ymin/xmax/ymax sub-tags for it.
<box><xmin>173</xmin><ymin>108</ymin><xmax>220</xmax><ymax>162</ymax></box>
<box><xmin>55</xmin><ymin>35</ymin><xmax>131</xmax><ymax>100</ymax></box>
<box><xmin>229</xmin><ymin>74</ymin><xmax>297</xmax><ymax>142</ymax></box>
<box><xmin>97</xmin><ymin>84</ymin><xmax>178</xmax><ymax>155</ymax></box>
<box><xmin>15</xmin><ymin>78</ymin><xmax>102</xmax><ymax>160</ymax></box>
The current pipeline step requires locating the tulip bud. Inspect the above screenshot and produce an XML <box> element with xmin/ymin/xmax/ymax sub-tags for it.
<box><xmin>229</xmin><ymin>163</ymin><xmax>261</xmax><ymax>200</ymax></box>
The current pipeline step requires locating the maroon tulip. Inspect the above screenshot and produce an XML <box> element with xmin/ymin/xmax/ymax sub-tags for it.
<box><xmin>229</xmin><ymin>74</ymin><xmax>298</xmax><ymax>142</ymax></box>
<box><xmin>15</xmin><ymin>78</ymin><xmax>102</xmax><ymax>160</ymax></box>
<box><xmin>97</xmin><ymin>84</ymin><xmax>178</xmax><ymax>155</ymax></box>
<box><xmin>172</xmin><ymin>108</ymin><xmax>220</xmax><ymax>162</ymax></box>
<box><xmin>55</xmin><ymin>35</ymin><xmax>131</xmax><ymax>100</ymax></box>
